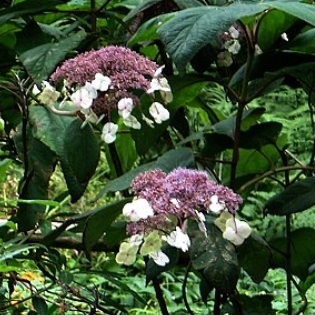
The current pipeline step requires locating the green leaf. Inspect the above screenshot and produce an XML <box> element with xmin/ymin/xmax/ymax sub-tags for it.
<box><xmin>97</xmin><ymin>147</ymin><xmax>195</xmax><ymax>196</ymax></box>
<box><xmin>158</xmin><ymin>3</ymin><xmax>267</xmax><ymax>73</ymax></box>
<box><xmin>83</xmin><ymin>199</ymin><xmax>131</xmax><ymax>252</ymax></box>
<box><xmin>19</xmin><ymin>30</ymin><xmax>86</xmax><ymax>84</ymax></box>
<box><xmin>0</xmin><ymin>0</ymin><xmax>64</xmax><ymax>26</ymax></box>
<box><xmin>269</xmin><ymin>228</ymin><xmax>315</xmax><ymax>280</ymax></box>
<box><xmin>127</xmin><ymin>14</ymin><xmax>174</xmax><ymax>47</ymax></box>
<box><xmin>238</xmin><ymin>234</ymin><xmax>271</xmax><ymax>283</ymax></box>
<box><xmin>265</xmin><ymin>1</ymin><xmax>315</xmax><ymax>27</ymax></box>
<box><xmin>240</xmin><ymin>121</ymin><xmax>283</xmax><ymax>150</ymax></box>
<box><xmin>16</xmin><ymin>134</ymin><xmax>57</xmax><ymax>231</ymax></box>
<box><xmin>256</xmin><ymin>9</ymin><xmax>296</xmax><ymax>52</ymax></box>
<box><xmin>124</xmin><ymin>0</ymin><xmax>163</xmax><ymax>21</ymax></box>
<box><xmin>286</xmin><ymin>28</ymin><xmax>315</xmax><ymax>54</ymax></box>
<box><xmin>264</xmin><ymin>177</ymin><xmax>315</xmax><ymax>215</ymax></box>
<box><xmin>189</xmin><ymin>219</ymin><xmax>239</xmax><ymax>293</ymax></box>
<box><xmin>32</xmin><ymin>297</ymin><xmax>48</xmax><ymax>315</ymax></box>
<box><xmin>211</xmin><ymin>108</ymin><xmax>265</xmax><ymax>140</ymax></box>
<box><xmin>29</xmin><ymin>106</ymin><xmax>98</xmax><ymax>202</ymax></box>
<box><xmin>62</xmin><ymin>120</ymin><xmax>100</xmax><ymax>202</ymax></box>
<box><xmin>0</xmin><ymin>159</ymin><xmax>11</xmax><ymax>183</ymax></box>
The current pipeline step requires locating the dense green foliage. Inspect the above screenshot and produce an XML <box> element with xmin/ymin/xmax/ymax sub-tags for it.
<box><xmin>1</xmin><ymin>0</ymin><xmax>315</xmax><ymax>314</ymax></box>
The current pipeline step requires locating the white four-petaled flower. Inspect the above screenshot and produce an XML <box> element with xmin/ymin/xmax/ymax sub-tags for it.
<box><xmin>163</xmin><ymin>227</ymin><xmax>191</xmax><ymax>252</ymax></box>
<box><xmin>149</xmin><ymin>250</ymin><xmax>170</xmax><ymax>266</ymax></box>
<box><xmin>123</xmin><ymin>198</ymin><xmax>154</xmax><ymax>222</ymax></box>
<box><xmin>71</xmin><ymin>86</ymin><xmax>94</xmax><ymax>109</ymax></box>
<box><xmin>101</xmin><ymin>122</ymin><xmax>118</xmax><ymax>143</ymax></box>
<box><xmin>223</xmin><ymin>218</ymin><xmax>252</xmax><ymax>246</ymax></box>
<box><xmin>149</xmin><ymin>102</ymin><xmax>170</xmax><ymax>124</ymax></box>
<box><xmin>123</xmin><ymin>115</ymin><xmax>141</xmax><ymax>129</ymax></box>
<box><xmin>208</xmin><ymin>195</ymin><xmax>225</xmax><ymax>213</ymax></box>
<box><xmin>118</xmin><ymin>98</ymin><xmax>134</xmax><ymax>119</ymax></box>
<box><xmin>91</xmin><ymin>73</ymin><xmax>111</xmax><ymax>91</ymax></box>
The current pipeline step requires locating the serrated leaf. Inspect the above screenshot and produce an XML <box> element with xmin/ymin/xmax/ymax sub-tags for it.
<box><xmin>269</xmin><ymin>228</ymin><xmax>315</xmax><ymax>280</ymax></box>
<box><xmin>97</xmin><ymin>147</ymin><xmax>195</xmax><ymax>197</ymax></box>
<box><xmin>238</xmin><ymin>234</ymin><xmax>271</xmax><ymax>283</ymax></box>
<box><xmin>264</xmin><ymin>177</ymin><xmax>315</xmax><ymax>215</ymax></box>
<box><xmin>62</xmin><ymin>120</ymin><xmax>100</xmax><ymax>202</ymax></box>
<box><xmin>158</xmin><ymin>3</ymin><xmax>267</xmax><ymax>73</ymax></box>
<box><xmin>19</xmin><ymin>30</ymin><xmax>86</xmax><ymax>84</ymax></box>
<box><xmin>189</xmin><ymin>219</ymin><xmax>240</xmax><ymax>293</ymax></box>
<box><xmin>83</xmin><ymin>199</ymin><xmax>131</xmax><ymax>252</ymax></box>
<box><xmin>0</xmin><ymin>0</ymin><xmax>64</xmax><ymax>26</ymax></box>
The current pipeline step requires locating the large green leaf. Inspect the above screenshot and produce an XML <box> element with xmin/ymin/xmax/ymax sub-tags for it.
<box><xmin>0</xmin><ymin>0</ymin><xmax>64</xmax><ymax>26</ymax></box>
<box><xmin>238</xmin><ymin>234</ymin><xmax>271</xmax><ymax>283</ymax></box>
<box><xmin>264</xmin><ymin>177</ymin><xmax>315</xmax><ymax>216</ymax></box>
<box><xmin>19</xmin><ymin>30</ymin><xmax>86</xmax><ymax>84</ymax></box>
<box><xmin>63</xmin><ymin>120</ymin><xmax>100</xmax><ymax>202</ymax></box>
<box><xmin>210</xmin><ymin>107</ymin><xmax>265</xmax><ymax>139</ymax></box>
<box><xmin>97</xmin><ymin>147</ymin><xmax>195</xmax><ymax>197</ymax></box>
<box><xmin>16</xmin><ymin>130</ymin><xmax>57</xmax><ymax>231</ymax></box>
<box><xmin>157</xmin><ymin>3</ymin><xmax>267</xmax><ymax>73</ymax></box>
<box><xmin>269</xmin><ymin>228</ymin><xmax>315</xmax><ymax>280</ymax></box>
<box><xmin>189</xmin><ymin>218</ymin><xmax>239</xmax><ymax>293</ymax></box>
<box><xmin>29</xmin><ymin>106</ymin><xmax>98</xmax><ymax>202</ymax></box>
<box><xmin>286</xmin><ymin>28</ymin><xmax>315</xmax><ymax>54</ymax></box>
<box><xmin>83</xmin><ymin>199</ymin><xmax>131</xmax><ymax>252</ymax></box>
<box><xmin>265</xmin><ymin>1</ymin><xmax>315</xmax><ymax>27</ymax></box>
<box><xmin>256</xmin><ymin>9</ymin><xmax>297</xmax><ymax>52</ymax></box>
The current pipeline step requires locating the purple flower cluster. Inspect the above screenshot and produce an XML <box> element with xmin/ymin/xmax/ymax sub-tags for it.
<box><xmin>126</xmin><ymin>167</ymin><xmax>242</xmax><ymax>235</ymax></box>
<box><xmin>50</xmin><ymin>46</ymin><xmax>159</xmax><ymax>116</ymax></box>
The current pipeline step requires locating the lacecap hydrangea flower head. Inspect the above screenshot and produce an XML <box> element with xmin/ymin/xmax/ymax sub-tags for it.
<box><xmin>34</xmin><ymin>46</ymin><xmax>172</xmax><ymax>143</ymax></box>
<box><xmin>115</xmin><ymin>167</ymin><xmax>251</xmax><ymax>267</ymax></box>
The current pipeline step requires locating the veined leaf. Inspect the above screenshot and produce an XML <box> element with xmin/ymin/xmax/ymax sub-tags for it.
<box><xmin>264</xmin><ymin>177</ymin><xmax>315</xmax><ymax>215</ymax></box>
<box><xmin>158</xmin><ymin>3</ymin><xmax>267</xmax><ymax>73</ymax></box>
<box><xmin>83</xmin><ymin>199</ymin><xmax>131</xmax><ymax>252</ymax></box>
<box><xmin>19</xmin><ymin>30</ymin><xmax>86</xmax><ymax>84</ymax></box>
<box><xmin>0</xmin><ymin>0</ymin><xmax>64</xmax><ymax>26</ymax></box>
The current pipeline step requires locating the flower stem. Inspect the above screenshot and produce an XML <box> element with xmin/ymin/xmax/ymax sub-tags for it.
<box><xmin>152</xmin><ymin>277</ymin><xmax>169</xmax><ymax>315</ymax></box>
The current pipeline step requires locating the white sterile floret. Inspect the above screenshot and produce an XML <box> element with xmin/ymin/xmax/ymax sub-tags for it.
<box><xmin>71</xmin><ymin>87</ymin><xmax>94</xmax><ymax>109</ymax></box>
<box><xmin>223</xmin><ymin>218</ymin><xmax>252</xmax><ymax>246</ymax></box>
<box><xmin>101</xmin><ymin>122</ymin><xmax>118</xmax><ymax>144</ymax></box>
<box><xmin>149</xmin><ymin>250</ymin><xmax>170</xmax><ymax>266</ymax></box>
<box><xmin>129</xmin><ymin>234</ymin><xmax>144</xmax><ymax>246</ymax></box>
<box><xmin>229</xmin><ymin>26</ymin><xmax>239</xmax><ymax>39</ymax></box>
<box><xmin>123</xmin><ymin>198</ymin><xmax>154</xmax><ymax>222</ymax></box>
<box><xmin>158</xmin><ymin>78</ymin><xmax>173</xmax><ymax>103</ymax></box>
<box><xmin>208</xmin><ymin>195</ymin><xmax>225</xmax><ymax>213</ymax></box>
<box><xmin>38</xmin><ymin>81</ymin><xmax>60</xmax><ymax>107</ymax></box>
<box><xmin>118</xmin><ymin>98</ymin><xmax>134</xmax><ymax>119</ymax></box>
<box><xmin>84</xmin><ymin>82</ymin><xmax>98</xmax><ymax>99</ymax></box>
<box><xmin>196</xmin><ymin>211</ymin><xmax>207</xmax><ymax>236</ymax></box>
<box><xmin>163</xmin><ymin>227</ymin><xmax>191</xmax><ymax>252</ymax></box>
<box><xmin>91</xmin><ymin>73</ymin><xmax>111</xmax><ymax>91</ymax></box>
<box><xmin>141</xmin><ymin>114</ymin><xmax>155</xmax><ymax>128</ymax></box>
<box><xmin>32</xmin><ymin>84</ymin><xmax>40</xmax><ymax>95</ymax></box>
<box><xmin>217</xmin><ymin>51</ymin><xmax>233</xmax><ymax>68</ymax></box>
<box><xmin>149</xmin><ymin>102</ymin><xmax>170</xmax><ymax>124</ymax></box>
<box><xmin>123</xmin><ymin>115</ymin><xmax>141</xmax><ymax>129</ymax></box>
<box><xmin>224</xmin><ymin>40</ymin><xmax>241</xmax><ymax>55</ymax></box>
<box><xmin>153</xmin><ymin>65</ymin><xmax>165</xmax><ymax>77</ymax></box>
